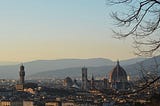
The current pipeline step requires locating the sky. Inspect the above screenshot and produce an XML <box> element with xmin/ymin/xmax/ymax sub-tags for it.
<box><xmin>0</xmin><ymin>0</ymin><xmax>136</xmax><ymax>62</ymax></box>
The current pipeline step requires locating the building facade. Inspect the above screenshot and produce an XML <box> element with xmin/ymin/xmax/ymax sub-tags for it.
<box><xmin>109</xmin><ymin>60</ymin><xmax>128</xmax><ymax>90</ymax></box>
<box><xmin>81</xmin><ymin>67</ymin><xmax>88</xmax><ymax>90</ymax></box>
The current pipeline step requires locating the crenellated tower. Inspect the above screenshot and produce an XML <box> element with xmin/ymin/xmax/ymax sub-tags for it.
<box><xmin>19</xmin><ymin>64</ymin><xmax>25</xmax><ymax>84</ymax></box>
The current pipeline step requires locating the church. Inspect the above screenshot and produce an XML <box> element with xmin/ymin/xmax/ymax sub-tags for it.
<box><xmin>80</xmin><ymin>60</ymin><xmax>130</xmax><ymax>91</ymax></box>
<box><xmin>109</xmin><ymin>60</ymin><xmax>129</xmax><ymax>90</ymax></box>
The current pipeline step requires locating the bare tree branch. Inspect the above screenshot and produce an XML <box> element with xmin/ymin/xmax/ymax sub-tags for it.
<box><xmin>107</xmin><ymin>0</ymin><xmax>160</xmax><ymax>56</ymax></box>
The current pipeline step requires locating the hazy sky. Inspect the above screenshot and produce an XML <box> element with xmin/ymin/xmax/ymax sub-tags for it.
<box><xmin>0</xmin><ymin>0</ymin><xmax>136</xmax><ymax>62</ymax></box>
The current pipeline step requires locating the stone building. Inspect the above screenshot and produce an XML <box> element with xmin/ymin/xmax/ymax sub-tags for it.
<box><xmin>109</xmin><ymin>60</ymin><xmax>129</xmax><ymax>89</ymax></box>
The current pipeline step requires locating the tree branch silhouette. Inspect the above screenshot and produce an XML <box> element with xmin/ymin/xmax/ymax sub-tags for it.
<box><xmin>107</xmin><ymin>0</ymin><xmax>160</xmax><ymax>56</ymax></box>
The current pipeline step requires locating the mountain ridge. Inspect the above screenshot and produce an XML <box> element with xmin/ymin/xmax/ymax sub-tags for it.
<box><xmin>28</xmin><ymin>56</ymin><xmax>160</xmax><ymax>80</ymax></box>
<box><xmin>0</xmin><ymin>57</ymin><xmax>147</xmax><ymax>79</ymax></box>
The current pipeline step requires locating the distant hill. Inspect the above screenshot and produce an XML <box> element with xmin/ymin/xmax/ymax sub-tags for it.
<box><xmin>119</xmin><ymin>57</ymin><xmax>146</xmax><ymax>65</ymax></box>
<box><xmin>29</xmin><ymin>56</ymin><xmax>160</xmax><ymax>80</ymax></box>
<box><xmin>28</xmin><ymin>66</ymin><xmax>113</xmax><ymax>80</ymax></box>
<box><xmin>27</xmin><ymin>57</ymin><xmax>148</xmax><ymax>80</ymax></box>
<box><xmin>0</xmin><ymin>57</ymin><xmax>146</xmax><ymax>79</ymax></box>
<box><xmin>122</xmin><ymin>56</ymin><xmax>160</xmax><ymax>80</ymax></box>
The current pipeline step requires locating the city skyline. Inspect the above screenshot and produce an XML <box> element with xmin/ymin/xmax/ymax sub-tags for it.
<box><xmin>0</xmin><ymin>1</ymin><xmax>159</xmax><ymax>105</ymax></box>
<box><xmin>0</xmin><ymin>0</ymin><xmax>136</xmax><ymax>62</ymax></box>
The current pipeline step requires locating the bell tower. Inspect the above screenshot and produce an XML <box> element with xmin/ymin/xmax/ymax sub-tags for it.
<box><xmin>82</xmin><ymin>67</ymin><xmax>88</xmax><ymax>90</ymax></box>
<box><xmin>19</xmin><ymin>64</ymin><xmax>25</xmax><ymax>84</ymax></box>
<box><xmin>16</xmin><ymin>64</ymin><xmax>25</xmax><ymax>91</ymax></box>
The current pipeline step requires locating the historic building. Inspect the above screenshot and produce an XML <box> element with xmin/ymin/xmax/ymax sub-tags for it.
<box><xmin>19</xmin><ymin>64</ymin><xmax>25</xmax><ymax>84</ymax></box>
<box><xmin>81</xmin><ymin>67</ymin><xmax>88</xmax><ymax>90</ymax></box>
<box><xmin>63</xmin><ymin>77</ymin><xmax>73</xmax><ymax>89</ymax></box>
<box><xmin>16</xmin><ymin>64</ymin><xmax>25</xmax><ymax>91</ymax></box>
<box><xmin>81</xmin><ymin>67</ymin><xmax>109</xmax><ymax>91</ymax></box>
<box><xmin>109</xmin><ymin>60</ymin><xmax>128</xmax><ymax>90</ymax></box>
<box><xmin>90</xmin><ymin>75</ymin><xmax>108</xmax><ymax>90</ymax></box>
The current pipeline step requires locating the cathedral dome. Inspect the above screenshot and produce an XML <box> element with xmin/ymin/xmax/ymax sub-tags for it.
<box><xmin>109</xmin><ymin>61</ymin><xmax>127</xmax><ymax>82</ymax></box>
<box><xmin>64</xmin><ymin>77</ymin><xmax>73</xmax><ymax>87</ymax></box>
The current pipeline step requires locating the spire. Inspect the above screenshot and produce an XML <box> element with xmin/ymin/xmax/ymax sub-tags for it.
<box><xmin>82</xmin><ymin>65</ymin><xmax>87</xmax><ymax>70</ymax></box>
<box><xmin>116</xmin><ymin>59</ymin><xmax>120</xmax><ymax>82</ymax></box>
<box><xmin>117</xmin><ymin>59</ymin><xmax>120</xmax><ymax>66</ymax></box>
<box><xmin>91</xmin><ymin>74</ymin><xmax>94</xmax><ymax>81</ymax></box>
<box><xmin>91</xmin><ymin>74</ymin><xmax>94</xmax><ymax>89</ymax></box>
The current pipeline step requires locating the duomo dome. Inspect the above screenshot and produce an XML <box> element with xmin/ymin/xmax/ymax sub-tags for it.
<box><xmin>109</xmin><ymin>61</ymin><xmax>127</xmax><ymax>82</ymax></box>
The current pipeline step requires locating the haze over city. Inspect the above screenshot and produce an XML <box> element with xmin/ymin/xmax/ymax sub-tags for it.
<box><xmin>0</xmin><ymin>0</ymin><xmax>135</xmax><ymax>62</ymax></box>
<box><xmin>0</xmin><ymin>1</ymin><xmax>160</xmax><ymax>106</ymax></box>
